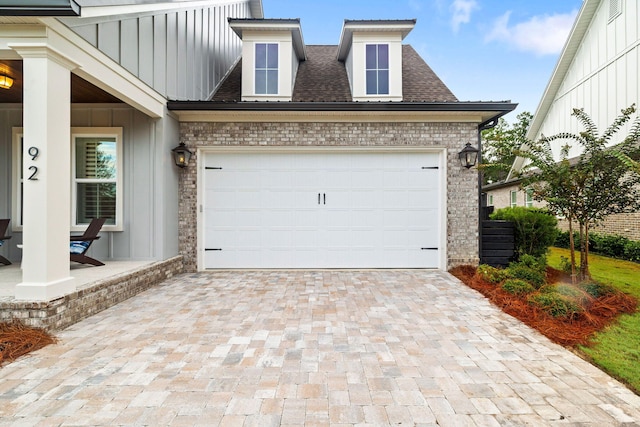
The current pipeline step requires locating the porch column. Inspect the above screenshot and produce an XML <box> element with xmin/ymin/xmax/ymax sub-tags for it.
<box><xmin>12</xmin><ymin>44</ymin><xmax>78</xmax><ymax>301</ymax></box>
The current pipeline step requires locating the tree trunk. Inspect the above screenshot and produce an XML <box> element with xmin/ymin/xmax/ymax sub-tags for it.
<box><xmin>568</xmin><ymin>218</ymin><xmax>577</xmax><ymax>285</ymax></box>
<box><xmin>581</xmin><ymin>221</ymin><xmax>591</xmax><ymax>280</ymax></box>
<box><xmin>578</xmin><ymin>223</ymin><xmax>586</xmax><ymax>281</ymax></box>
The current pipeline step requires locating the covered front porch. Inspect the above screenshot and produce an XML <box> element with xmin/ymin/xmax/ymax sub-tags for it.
<box><xmin>0</xmin><ymin>257</ymin><xmax>182</xmax><ymax>331</ymax></box>
<box><xmin>0</xmin><ymin>16</ymin><xmax>181</xmax><ymax>305</ymax></box>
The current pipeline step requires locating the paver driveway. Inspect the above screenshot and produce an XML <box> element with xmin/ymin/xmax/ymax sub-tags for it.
<box><xmin>1</xmin><ymin>270</ymin><xmax>639</xmax><ymax>426</ymax></box>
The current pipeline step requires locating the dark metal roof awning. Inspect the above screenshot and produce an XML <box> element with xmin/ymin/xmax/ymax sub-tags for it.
<box><xmin>0</xmin><ymin>0</ymin><xmax>80</xmax><ymax>16</ymax></box>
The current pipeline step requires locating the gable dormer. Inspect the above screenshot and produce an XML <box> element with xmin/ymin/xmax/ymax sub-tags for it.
<box><xmin>337</xmin><ymin>19</ymin><xmax>415</xmax><ymax>102</ymax></box>
<box><xmin>229</xmin><ymin>18</ymin><xmax>306</xmax><ymax>102</ymax></box>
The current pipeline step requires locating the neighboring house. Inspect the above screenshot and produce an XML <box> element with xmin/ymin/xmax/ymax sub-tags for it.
<box><xmin>484</xmin><ymin>181</ymin><xmax>538</xmax><ymax>210</ymax></box>
<box><xmin>489</xmin><ymin>0</ymin><xmax>640</xmax><ymax>241</ymax></box>
<box><xmin>1</xmin><ymin>2</ymin><xmax>515</xmax><ymax>301</ymax></box>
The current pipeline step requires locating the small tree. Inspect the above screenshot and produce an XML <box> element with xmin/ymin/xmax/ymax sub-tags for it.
<box><xmin>517</xmin><ymin>105</ymin><xmax>640</xmax><ymax>281</ymax></box>
<box><xmin>481</xmin><ymin>111</ymin><xmax>532</xmax><ymax>184</ymax></box>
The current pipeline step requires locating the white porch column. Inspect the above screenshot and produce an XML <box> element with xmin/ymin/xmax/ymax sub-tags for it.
<box><xmin>12</xmin><ymin>44</ymin><xmax>78</xmax><ymax>301</ymax></box>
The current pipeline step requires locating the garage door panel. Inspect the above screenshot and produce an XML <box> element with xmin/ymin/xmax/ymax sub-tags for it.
<box><xmin>204</xmin><ymin>151</ymin><xmax>442</xmax><ymax>269</ymax></box>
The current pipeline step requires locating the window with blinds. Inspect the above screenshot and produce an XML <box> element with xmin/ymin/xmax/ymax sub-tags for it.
<box><xmin>74</xmin><ymin>137</ymin><xmax>118</xmax><ymax>226</ymax></box>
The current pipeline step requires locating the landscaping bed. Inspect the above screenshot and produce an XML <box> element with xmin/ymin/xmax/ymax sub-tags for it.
<box><xmin>450</xmin><ymin>264</ymin><xmax>637</xmax><ymax>347</ymax></box>
<box><xmin>0</xmin><ymin>321</ymin><xmax>56</xmax><ymax>367</ymax></box>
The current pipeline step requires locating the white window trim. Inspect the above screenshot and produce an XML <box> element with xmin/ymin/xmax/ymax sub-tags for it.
<box><xmin>525</xmin><ymin>189</ymin><xmax>534</xmax><ymax>208</ymax></box>
<box><xmin>12</xmin><ymin>127</ymin><xmax>123</xmax><ymax>232</ymax></box>
<box><xmin>510</xmin><ymin>190</ymin><xmax>517</xmax><ymax>208</ymax></box>
<box><xmin>364</xmin><ymin>43</ymin><xmax>390</xmax><ymax>96</ymax></box>
<box><xmin>254</xmin><ymin>42</ymin><xmax>279</xmax><ymax>96</ymax></box>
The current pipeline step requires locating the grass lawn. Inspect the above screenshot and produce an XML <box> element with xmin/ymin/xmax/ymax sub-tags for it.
<box><xmin>548</xmin><ymin>247</ymin><xmax>640</xmax><ymax>393</ymax></box>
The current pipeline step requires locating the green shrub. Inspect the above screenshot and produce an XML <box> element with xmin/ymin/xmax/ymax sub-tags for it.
<box><xmin>554</xmin><ymin>230</ymin><xmax>640</xmax><ymax>263</ymax></box>
<box><xmin>579</xmin><ymin>281</ymin><xmax>616</xmax><ymax>298</ymax></box>
<box><xmin>559</xmin><ymin>256</ymin><xmax>572</xmax><ymax>274</ymax></box>
<box><xmin>476</xmin><ymin>265</ymin><xmax>508</xmax><ymax>284</ymax></box>
<box><xmin>490</xmin><ymin>207</ymin><xmax>558</xmax><ymax>259</ymax></box>
<box><xmin>501</xmin><ymin>279</ymin><xmax>535</xmax><ymax>296</ymax></box>
<box><xmin>623</xmin><ymin>240</ymin><xmax>640</xmax><ymax>262</ymax></box>
<box><xmin>505</xmin><ymin>255</ymin><xmax>547</xmax><ymax>288</ymax></box>
<box><xmin>528</xmin><ymin>292</ymin><xmax>583</xmax><ymax>318</ymax></box>
<box><xmin>591</xmin><ymin>234</ymin><xmax>628</xmax><ymax>259</ymax></box>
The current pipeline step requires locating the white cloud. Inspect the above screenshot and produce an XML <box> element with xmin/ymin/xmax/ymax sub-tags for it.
<box><xmin>450</xmin><ymin>0</ymin><xmax>478</xmax><ymax>33</ymax></box>
<box><xmin>485</xmin><ymin>10</ymin><xmax>578</xmax><ymax>56</ymax></box>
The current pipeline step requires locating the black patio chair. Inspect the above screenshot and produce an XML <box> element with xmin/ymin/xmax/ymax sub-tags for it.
<box><xmin>70</xmin><ymin>218</ymin><xmax>107</xmax><ymax>266</ymax></box>
<box><xmin>0</xmin><ymin>219</ymin><xmax>11</xmax><ymax>266</ymax></box>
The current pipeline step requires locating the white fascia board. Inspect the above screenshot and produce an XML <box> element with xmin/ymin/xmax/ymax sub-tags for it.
<box><xmin>230</xmin><ymin>20</ymin><xmax>306</xmax><ymax>60</ymax></box>
<box><xmin>508</xmin><ymin>0</ymin><xmax>599</xmax><ymax>179</ymax></box>
<box><xmin>40</xmin><ymin>17</ymin><xmax>165</xmax><ymax>118</ymax></box>
<box><xmin>337</xmin><ymin>20</ymin><xmax>415</xmax><ymax>61</ymax></box>
<box><xmin>74</xmin><ymin>0</ymin><xmax>245</xmax><ymax>19</ymax></box>
<box><xmin>525</xmin><ymin>0</ymin><xmax>599</xmax><ymax>143</ymax></box>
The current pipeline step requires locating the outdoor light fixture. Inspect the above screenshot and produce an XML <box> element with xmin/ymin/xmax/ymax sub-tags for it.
<box><xmin>458</xmin><ymin>142</ymin><xmax>479</xmax><ymax>169</ymax></box>
<box><xmin>0</xmin><ymin>74</ymin><xmax>13</xmax><ymax>90</ymax></box>
<box><xmin>172</xmin><ymin>142</ymin><xmax>193</xmax><ymax>168</ymax></box>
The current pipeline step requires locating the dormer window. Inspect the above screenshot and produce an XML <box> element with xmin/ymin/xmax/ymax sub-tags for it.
<box><xmin>365</xmin><ymin>44</ymin><xmax>389</xmax><ymax>95</ymax></box>
<box><xmin>337</xmin><ymin>19</ymin><xmax>415</xmax><ymax>102</ymax></box>
<box><xmin>229</xmin><ymin>18</ymin><xmax>306</xmax><ymax>102</ymax></box>
<box><xmin>255</xmin><ymin>43</ymin><xmax>278</xmax><ymax>95</ymax></box>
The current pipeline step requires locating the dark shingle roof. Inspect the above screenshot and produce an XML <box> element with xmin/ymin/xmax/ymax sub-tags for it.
<box><xmin>292</xmin><ymin>46</ymin><xmax>352</xmax><ymax>102</ymax></box>
<box><xmin>211</xmin><ymin>44</ymin><xmax>457</xmax><ymax>103</ymax></box>
<box><xmin>402</xmin><ymin>45</ymin><xmax>457</xmax><ymax>102</ymax></box>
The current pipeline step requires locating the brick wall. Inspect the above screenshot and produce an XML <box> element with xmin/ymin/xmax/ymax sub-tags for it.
<box><xmin>558</xmin><ymin>213</ymin><xmax>640</xmax><ymax>241</ymax></box>
<box><xmin>179</xmin><ymin>121</ymin><xmax>480</xmax><ymax>270</ymax></box>
<box><xmin>0</xmin><ymin>256</ymin><xmax>183</xmax><ymax>331</ymax></box>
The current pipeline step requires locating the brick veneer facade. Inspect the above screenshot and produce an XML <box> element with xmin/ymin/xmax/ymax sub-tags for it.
<box><xmin>178</xmin><ymin>121</ymin><xmax>480</xmax><ymax>272</ymax></box>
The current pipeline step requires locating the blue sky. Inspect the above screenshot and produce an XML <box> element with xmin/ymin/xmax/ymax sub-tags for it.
<box><xmin>264</xmin><ymin>0</ymin><xmax>584</xmax><ymax>121</ymax></box>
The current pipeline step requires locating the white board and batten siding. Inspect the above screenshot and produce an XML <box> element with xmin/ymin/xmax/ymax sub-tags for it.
<box><xmin>536</xmin><ymin>0</ymin><xmax>639</xmax><ymax>160</ymax></box>
<box><xmin>200</xmin><ymin>149</ymin><xmax>446</xmax><ymax>270</ymax></box>
<box><xmin>63</xmin><ymin>2</ymin><xmax>251</xmax><ymax>101</ymax></box>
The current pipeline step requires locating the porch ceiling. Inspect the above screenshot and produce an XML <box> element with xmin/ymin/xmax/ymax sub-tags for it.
<box><xmin>0</xmin><ymin>59</ymin><xmax>122</xmax><ymax>104</ymax></box>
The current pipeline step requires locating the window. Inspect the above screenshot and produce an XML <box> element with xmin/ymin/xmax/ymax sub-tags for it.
<box><xmin>255</xmin><ymin>43</ymin><xmax>278</xmax><ymax>95</ymax></box>
<box><xmin>72</xmin><ymin>132</ymin><xmax>122</xmax><ymax>228</ymax></box>
<box><xmin>510</xmin><ymin>190</ymin><xmax>517</xmax><ymax>208</ymax></box>
<box><xmin>12</xmin><ymin>127</ymin><xmax>123</xmax><ymax>231</ymax></box>
<box><xmin>488</xmin><ymin>194</ymin><xmax>494</xmax><ymax>206</ymax></box>
<box><xmin>525</xmin><ymin>189</ymin><xmax>534</xmax><ymax>208</ymax></box>
<box><xmin>365</xmin><ymin>44</ymin><xmax>389</xmax><ymax>95</ymax></box>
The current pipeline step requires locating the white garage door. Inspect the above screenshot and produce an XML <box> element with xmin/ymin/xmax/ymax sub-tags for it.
<box><xmin>203</xmin><ymin>150</ymin><xmax>443</xmax><ymax>269</ymax></box>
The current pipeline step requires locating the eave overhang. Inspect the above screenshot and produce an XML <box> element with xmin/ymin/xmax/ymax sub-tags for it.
<box><xmin>337</xmin><ymin>19</ymin><xmax>416</xmax><ymax>61</ymax></box>
<box><xmin>0</xmin><ymin>0</ymin><xmax>80</xmax><ymax>16</ymax></box>
<box><xmin>167</xmin><ymin>101</ymin><xmax>517</xmax><ymax>124</ymax></box>
<box><xmin>229</xmin><ymin>18</ymin><xmax>306</xmax><ymax>60</ymax></box>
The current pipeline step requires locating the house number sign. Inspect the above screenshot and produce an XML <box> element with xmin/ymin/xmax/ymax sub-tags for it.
<box><xmin>27</xmin><ymin>146</ymin><xmax>39</xmax><ymax>181</ymax></box>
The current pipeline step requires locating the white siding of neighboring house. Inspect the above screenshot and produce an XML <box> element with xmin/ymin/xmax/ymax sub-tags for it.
<box><xmin>532</xmin><ymin>0</ymin><xmax>639</xmax><ymax>159</ymax></box>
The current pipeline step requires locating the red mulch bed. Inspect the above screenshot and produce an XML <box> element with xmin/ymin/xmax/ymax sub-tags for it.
<box><xmin>450</xmin><ymin>265</ymin><xmax>638</xmax><ymax>347</ymax></box>
<box><xmin>0</xmin><ymin>321</ymin><xmax>57</xmax><ymax>366</ymax></box>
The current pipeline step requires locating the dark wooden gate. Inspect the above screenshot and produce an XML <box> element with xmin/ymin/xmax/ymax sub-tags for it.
<box><xmin>481</xmin><ymin>220</ymin><xmax>515</xmax><ymax>267</ymax></box>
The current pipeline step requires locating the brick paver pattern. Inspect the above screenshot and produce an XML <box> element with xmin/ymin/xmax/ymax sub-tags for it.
<box><xmin>1</xmin><ymin>270</ymin><xmax>639</xmax><ymax>426</ymax></box>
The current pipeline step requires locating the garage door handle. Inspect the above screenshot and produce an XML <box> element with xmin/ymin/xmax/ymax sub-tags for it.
<box><xmin>323</xmin><ymin>193</ymin><xmax>326</xmax><ymax>205</ymax></box>
<box><xmin>318</xmin><ymin>193</ymin><xmax>321</xmax><ymax>204</ymax></box>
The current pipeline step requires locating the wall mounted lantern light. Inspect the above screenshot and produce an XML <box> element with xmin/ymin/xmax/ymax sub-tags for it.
<box><xmin>172</xmin><ymin>142</ymin><xmax>193</xmax><ymax>168</ymax></box>
<box><xmin>0</xmin><ymin>74</ymin><xmax>13</xmax><ymax>90</ymax></box>
<box><xmin>458</xmin><ymin>142</ymin><xmax>479</xmax><ymax>169</ymax></box>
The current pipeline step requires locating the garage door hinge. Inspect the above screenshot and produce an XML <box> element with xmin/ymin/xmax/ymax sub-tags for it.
<box><xmin>205</xmin><ymin>248</ymin><xmax>222</xmax><ymax>251</ymax></box>
<box><xmin>421</xmin><ymin>247</ymin><xmax>438</xmax><ymax>250</ymax></box>
<box><xmin>422</xmin><ymin>166</ymin><xmax>439</xmax><ymax>170</ymax></box>
<box><xmin>205</xmin><ymin>167</ymin><xmax>223</xmax><ymax>170</ymax></box>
